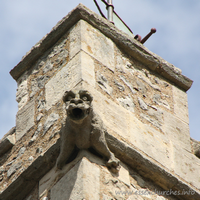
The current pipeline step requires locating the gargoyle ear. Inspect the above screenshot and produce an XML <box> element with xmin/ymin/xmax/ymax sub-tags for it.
<box><xmin>63</xmin><ymin>90</ymin><xmax>75</xmax><ymax>102</ymax></box>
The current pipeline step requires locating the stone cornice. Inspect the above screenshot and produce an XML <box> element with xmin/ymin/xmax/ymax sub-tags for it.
<box><xmin>1</xmin><ymin>134</ymin><xmax>199</xmax><ymax>200</ymax></box>
<box><xmin>10</xmin><ymin>3</ymin><xmax>193</xmax><ymax>91</ymax></box>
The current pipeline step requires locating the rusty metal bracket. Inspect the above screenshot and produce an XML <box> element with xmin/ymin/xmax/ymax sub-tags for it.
<box><xmin>93</xmin><ymin>1</ymin><xmax>156</xmax><ymax>44</ymax></box>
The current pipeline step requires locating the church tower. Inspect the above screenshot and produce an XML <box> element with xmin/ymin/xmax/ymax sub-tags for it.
<box><xmin>0</xmin><ymin>4</ymin><xmax>199</xmax><ymax>200</ymax></box>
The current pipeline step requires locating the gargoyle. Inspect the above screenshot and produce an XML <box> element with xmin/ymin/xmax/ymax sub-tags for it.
<box><xmin>56</xmin><ymin>90</ymin><xmax>120</xmax><ymax>172</ymax></box>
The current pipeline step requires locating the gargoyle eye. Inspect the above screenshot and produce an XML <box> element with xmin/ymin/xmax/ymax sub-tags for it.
<box><xmin>79</xmin><ymin>90</ymin><xmax>93</xmax><ymax>102</ymax></box>
<box><xmin>67</xmin><ymin>96</ymin><xmax>73</xmax><ymax>101</ymax></box>
<box><xmin>82</xmin><ymin>96</ymin><xmax>88</xmax><ymax>101</ymax></box>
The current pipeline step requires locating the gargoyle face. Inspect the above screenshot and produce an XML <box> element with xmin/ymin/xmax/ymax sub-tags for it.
<box><xmin>63</xmin><ymin>90</ymin><xmax>93</xmax><ymax>123</ymax></box>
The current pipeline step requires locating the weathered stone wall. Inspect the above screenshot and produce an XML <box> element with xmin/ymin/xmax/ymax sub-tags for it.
<box><xmin>0</xmin><ymin>4</ymin><xmax>199</xmax><ymax>200</ymax></box>
<box><xmin>37</xmin><ymin>151</ymin><xmax>178</xmax><ymax>200</ymax></box>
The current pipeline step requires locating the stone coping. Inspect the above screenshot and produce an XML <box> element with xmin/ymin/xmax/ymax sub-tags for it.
<box><xmin>10</xmin><ymin>3</ymin><xmax>193</xmax><ymax>91</ymax></box>
<box><xmin>1</xmin><ymin>134</ymin><xmax>199</xmax><ymax>200</ymax></box>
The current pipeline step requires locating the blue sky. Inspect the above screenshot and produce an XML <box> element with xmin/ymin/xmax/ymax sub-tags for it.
<box><xmin>0</xmin><ymin>0</ymin><xmax>199</xmax><ymax>141</ymax></box>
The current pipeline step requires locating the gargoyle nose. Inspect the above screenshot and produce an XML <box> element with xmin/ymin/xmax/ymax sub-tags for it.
<box><xmin>70</xmin><ymin>99</ymin><xmax>83</xmax><ymax>105</ymax></box>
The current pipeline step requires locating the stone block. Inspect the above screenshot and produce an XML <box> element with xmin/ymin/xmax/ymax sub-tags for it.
<box><xmin>39</xmin><ymin>150</ymin><xmax>103</xmax><ymax>198</ymax></box>
<box><xmin>43</xmin><ymin>113</ymin><xmax>59</xmax><ymax>136</ymax></box>
<box><xmin>30</xmin><ymin>75</ymin><xmax>50</xmax><ymax>98</ymax></box>
<box><xmin>103</xmin><ymin>194</ymin><xmax>113</xmax><ymax>200</ymax></box>
<box><xmin>120</xmin><ymin>75</ymin><xmax>137</xmax><ymax>95</ymax></box>
<box><xmin>117</xmin><ymin>95</ymin><xmax>135</xmax><ymax>113</ymax></box>
<box><xmin>97</xmin><ymin>71</ymin><xmax>113</xmax><ymax>95</ymax></box>
<box><xmin>93</xmin><ymin>92</ymin><xmax>129</xmax><ymax>141</ymax></box>
<box><xmin>127</xmin><ymin>194</ymin><xmax>144</xmax><ymax>200</ymax></box>
<box><xmin>7</xmin><ymin>162</ymin><xmax>22</xmax><ymax>178</ymax></box>
<box><xmin>16</xmin><ymin>78</ymin><xmax>28</xmax><ymax>110</ymax></box>
<box><xmin>16</xmin><ymin>99</ymin><xmax>35</xmax><ymax>141</ymax></box>
<box><xmin>173</xmin><ymin>145</ymin><xmax>200</xmax><ymax>190</ymax></box>
<box><xmin>138</xmin><ymin>97</ymin><xmax>148</xmax><ymax>110</ymax></box>
<box><xmin>128</xmin><ymin>112</ymin><xmax>172</xmax><ymax>170</ymax></box>
<box><xmin>172</xmin><ymin>86</ymin><xmax>189</xmax><ymax>124</ymax></box>
<box><xmin>45</xmin><ymin>51</ymin><xmax>95</xmax><ymax>110</ymax></box>
<box><xmin>81</xmin><ymin>51</ymin><xmax>96</xmax><ymax>86</ymax></box>
<box><xmin>45</xmin><ymin>55</ymin><xmax>81</xmax><ymax>110</ymax></box>
<box><xmin>116</xmin><ymin>163</ymin><xmax>130</xmax><ymax>187</ymax></box>
<box><xmin>163</xmin><ymin>111</ymin><xmax>191</xmax><ymax>151</ymax></box>
<box><xmin>101</xmin><ymin>161</ymin><xmax>131</xmax><ymax>190</ymax></box>
<box><xmin>0</xmin><ymin>134</ymin><xmax>16</xmax><ymax>156</ymax></box>
<box><xmin>50</xmin><ymin>157</ymin><xmax>100</xmax><ymax>200</ymax></box>
<box><xmin>69</xmin><ymin>21</ymin><xmax>81</xmax><ymax>59</ymax></box>
<box><xmin>69</xmin><ymin>20</ymin><xmax>115</xmax><ymax>71</ymax></box>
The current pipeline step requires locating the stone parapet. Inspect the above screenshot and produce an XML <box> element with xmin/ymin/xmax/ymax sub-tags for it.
<box><xmin>10</xmin><ymin>4</ymin><xmax>193</xmax><ymax>91</ymax></box>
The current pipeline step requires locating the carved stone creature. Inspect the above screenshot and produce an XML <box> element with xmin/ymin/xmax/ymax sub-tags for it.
<box><xmin>56</xmin><ymin>90</ymin><xmax>120</xmax><ymax>172</ymax></box>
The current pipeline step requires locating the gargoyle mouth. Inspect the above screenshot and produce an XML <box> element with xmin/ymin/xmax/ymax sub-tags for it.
<box><xmin>72</xmin><ymin>108</ymin><xmax>84</xmax><ymax>119</ymax></box>
<box><xmin>68</xmin><ymin>107</ymin><xmax>90</xmax><ymax>121</ymax></box>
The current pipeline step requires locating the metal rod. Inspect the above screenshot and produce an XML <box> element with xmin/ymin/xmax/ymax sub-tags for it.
<box><xmin>107</xmin><ymin>0</ymin><xmax>114</xmax><ymax>22</ymax></box>
<box><xmin>140</xmin><ymin>28</ymin><xmax>157</xmax><ymax>44</ymax></box>
<box><xmin>101</xmin><ymin>0</ymin><xmax>109</xmax><ymax>6</ymax></box>
<box><xmin>93</xmin><ymin>0</ymin><xmax>107</xmax><ymax>19</ymax></box>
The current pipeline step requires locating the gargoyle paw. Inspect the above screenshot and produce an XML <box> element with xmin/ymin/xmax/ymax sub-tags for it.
<box><xmin>106</xmin><ymin>157</ymin><xmax>120</xmax><ymax>173</ymax></box>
